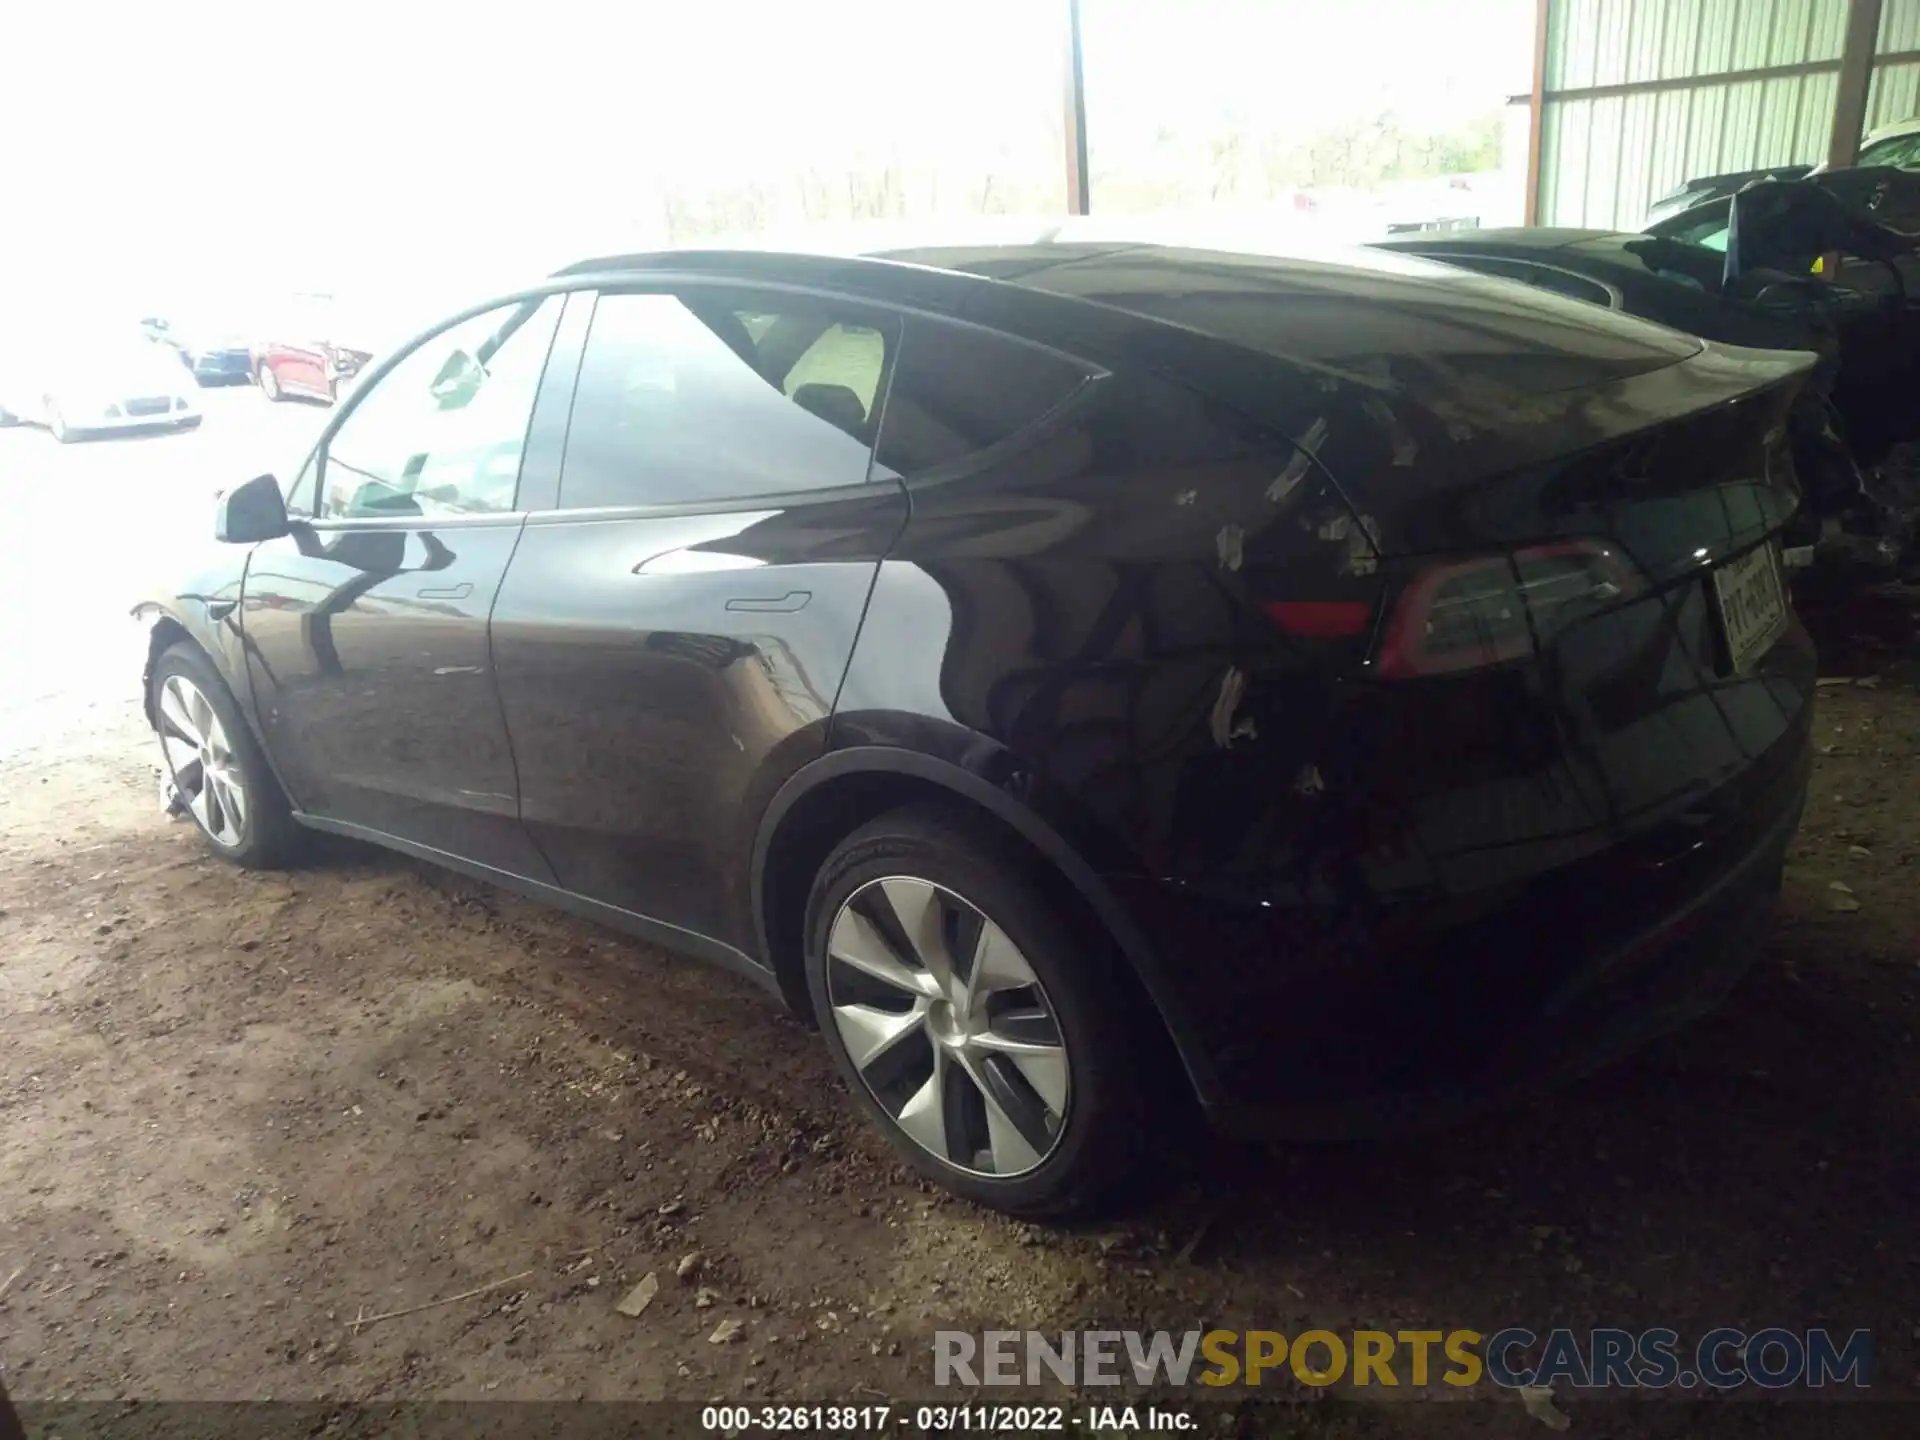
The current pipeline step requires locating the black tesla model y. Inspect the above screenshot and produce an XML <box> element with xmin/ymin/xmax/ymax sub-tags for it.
<box><xmin>136</xmin><ymin>241</ymin><xmax>1816</xmax><ymax>1215</ymax></box>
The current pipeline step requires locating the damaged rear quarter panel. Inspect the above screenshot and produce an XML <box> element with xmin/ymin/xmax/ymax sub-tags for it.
<box><xmin>833</xmin><ymin>365</ymin><xmax>1384</xmax><ymax>905</ymax></box>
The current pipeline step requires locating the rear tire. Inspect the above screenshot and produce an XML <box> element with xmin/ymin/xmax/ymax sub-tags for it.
<box><xmin>150</xmin><ymin>642</ymin><xmax>304</xmax><ymax>869</ymax></box>
<box><xmin>804</xmin><ymin>805</ymin><xmax>1151</xmax><ymax>1217</ymax></box>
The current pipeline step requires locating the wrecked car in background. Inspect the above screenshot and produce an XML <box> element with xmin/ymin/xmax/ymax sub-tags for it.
<box><xmin>1379</xmin><ymin>176</ymin><xmax>1920</xmax><ymax>584</ymax></box>
<box><xmin>139</xmin><ymin>243</ymin><xmax>1816</xmax><ymax>1216</ymax></box>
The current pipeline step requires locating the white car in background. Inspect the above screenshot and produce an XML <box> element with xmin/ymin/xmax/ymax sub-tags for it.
<box><xmin>0</xmin><ymin>333</ymin><xmax>202</xmax><ymax>442</ymax></box>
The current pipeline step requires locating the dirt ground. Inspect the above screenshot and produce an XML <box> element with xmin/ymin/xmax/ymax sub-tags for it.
<box><xmin>2</xmin><ymin>412</ymin><xmax>1918</xmax><ymax>1434</ymax></box>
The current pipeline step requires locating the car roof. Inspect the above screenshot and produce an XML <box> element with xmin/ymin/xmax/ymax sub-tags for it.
<box><xmin>1863</xmin><ymin>114</ymin><xmax>1920</xmax><ymax>146</ymax></box>
<box><xmin>556</xmin><ymin>238</ymin><xmax>1525</xmax><ymax>302</ymax></box>
<box><xmin>1372</xmin><ymin>227</ymin><xmax>1622</xmax><ymax>253</ymax></box>
<box><xmin>552</xmin><ymin>240</ymin><xmax>1517</xmax><ymax>356</ymax></box>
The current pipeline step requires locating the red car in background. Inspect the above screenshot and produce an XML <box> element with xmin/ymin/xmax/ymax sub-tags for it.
<box><xmin>250</xmin><ymin>294</ymin><xmax>381</xmax><ymax>405</ymax></box>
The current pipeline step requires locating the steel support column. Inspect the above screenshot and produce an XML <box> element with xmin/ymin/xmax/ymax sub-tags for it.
<box><xmin>1829</xmin><ymin>0</ymin><xmax>1885</xmax><ymax>168</ymax></box>
<box><xmin>1524</xmin><ymin>0</ymin><xmax>1551</xmax><ymax>225</ymax></box>
<box><xmin>1063</xmin><ymin>0</ymin><xmax>1090</xmax><ymax>215</ymax></box>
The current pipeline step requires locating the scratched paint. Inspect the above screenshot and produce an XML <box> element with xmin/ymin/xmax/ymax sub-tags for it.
<box><xmin>1361</xmin><ymin>397</ymin><xmax>1418</xmax><ymax>467</ymax></box>
<box><xmin>1215</xmin><ymin>522</ymin><xmax>1245</xmax><ymax>572</ymax></box>
<box><xmin>1269</xmin><ymin>415</ymin><xmax>1330</xmax><ymax>503</ymax></box>
<box><xmin>1208</xmin><ymin>666</ymin><xmax>1247</xmax><ymax>750</ymax></box>
<box><xmin>1340</xmin><ymin>515</ymin><xmax>1381</xmax><ymax>577</ymax></box>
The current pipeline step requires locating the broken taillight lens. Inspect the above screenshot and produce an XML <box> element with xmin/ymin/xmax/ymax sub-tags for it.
<box><xmin>1375</xmin><ymin>540</ymin><xmax>1642</xmax><ymax>678</ymax></box>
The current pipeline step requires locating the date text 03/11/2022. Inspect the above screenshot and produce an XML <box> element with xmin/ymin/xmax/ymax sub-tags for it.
<box><xmin>700</xmin><ymin>1404</ymin><xmax>1196</xmax><ymax>1432</ymax></box>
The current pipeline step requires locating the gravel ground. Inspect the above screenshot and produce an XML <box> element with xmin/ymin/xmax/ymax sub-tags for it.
<box><xmin>1</xmin><ymin>392</ymin><xmax>1917</xmax><ymax>1436</ymax></box>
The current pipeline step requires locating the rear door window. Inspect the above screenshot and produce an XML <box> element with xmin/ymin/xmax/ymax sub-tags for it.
<box><xmin>557</xmin><ymin>291</ymin><xmax>897</xmax><ymax>509</ymax></box>
<box><xmin>873</xmin><ymin>319</ymin><xmax>1091</xmax><ymax>476</ymax></box>
<box><xmin>318</xmin><ymin>296</ymin><xmax>563</xmax><ymax>519</ymax></box>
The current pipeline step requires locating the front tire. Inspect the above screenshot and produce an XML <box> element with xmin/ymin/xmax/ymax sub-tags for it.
<box><xmin>46</xmin><ymin>399</ymin><xmax>74</xmax><ymax>443</ymax></box>
<box><xmin>150</xmin><ymin>642</ymin><xmax>304</xmax><ymax>868</ymax></box>
<box><xmin>804</xmin><ymin>807</ymin><xmax>1150</xmax><ymax>1217</ymax></box>
<box><xmin>258</xmin><ymin>364</ymin><xmax>283</xmax><ymax>402</ymax></box>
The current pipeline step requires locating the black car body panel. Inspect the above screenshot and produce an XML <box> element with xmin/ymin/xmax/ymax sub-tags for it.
<box><xmin>139</xmin><ymin>244</ymin><xmax>1818</xmax><ymax>1136</ymax></box>
<box><xmin>495</xmin><ymin>481</ymin><xmax>912</xmax><ymax>954</ymax></box>
<box><xmin>241</xmin><ymin>518</ymin><xmax>544</xmax><ymax>875</ymax></box>
<box><xmin>1646</xmin><ymin>164</ymin><xmax>1920</xmax><ymax>246</ymax></box>
<box><xmin>1372</xmin><ymin>228</ymin><xmax>1822</xmax><ymax>350</ymax></box>
<box><xmin>1644</xmin><ymin>163</ymin><xmax>1815</xmax><ymax>226</ymax></box>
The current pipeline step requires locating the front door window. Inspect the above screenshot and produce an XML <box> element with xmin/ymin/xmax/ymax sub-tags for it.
<box><xmin>317</xmin><ymin>296</ymin><xmax>563</xmax><ymax>519</ymax></box>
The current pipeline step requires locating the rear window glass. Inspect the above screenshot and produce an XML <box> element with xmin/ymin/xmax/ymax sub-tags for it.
<box><xmin>1429</xmin><ymin>256</ymin><xmax>1617</xmax><ymax>308</ymax></box>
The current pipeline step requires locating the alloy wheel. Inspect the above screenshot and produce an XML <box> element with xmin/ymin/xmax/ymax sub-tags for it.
<box><xmin>259</xmin><ymin>365</ymin><xmax>281</xmax><ymax>400</ymax></box>
<box><xmin>825</xmin><ymin>876</ymin><xmax>1071</xmax><ymax>1178</ymax></box>
<box><xmin>155</xmin><ymin>674</ymin><xmax>249</xmax><ymax>847</ymax></box>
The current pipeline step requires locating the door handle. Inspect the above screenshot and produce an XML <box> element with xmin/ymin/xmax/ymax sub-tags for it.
<box><xmin>418</xmin><ymin>582</ymin><xmax>473</xmax><ymax>600</ymax></box>
<box><xmin>725</xmin><ymin>591</ymin><xmax>812</xmax><ymax>613</ymax></box>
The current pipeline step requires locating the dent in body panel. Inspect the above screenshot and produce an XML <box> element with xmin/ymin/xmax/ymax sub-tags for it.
<box><xmin>137</xmin><ymin>545</ymin><xmax>270</xmax><ymax>741</ymax></box>
<box><xmin>834</xmin><ymin>347</ymin><xmax>1815</xmax><ymax>1114</ymax></box>
<box><xmin>834</xmin><ymin>369</ymin><xmax>1376</xmax><ymax>896</ymax></box>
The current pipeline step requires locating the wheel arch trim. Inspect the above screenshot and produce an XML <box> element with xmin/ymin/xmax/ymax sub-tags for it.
<box><xmin>750</xmin><ymin>744</ymin><xmax>1221</xmax><ymax>1106</ymax></box>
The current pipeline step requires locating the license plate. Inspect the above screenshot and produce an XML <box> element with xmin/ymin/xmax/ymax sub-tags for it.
<box><xmin>1712</xmin><ymin>543</ymin><xmax>1789</xmax><ymax>673</ymax></box>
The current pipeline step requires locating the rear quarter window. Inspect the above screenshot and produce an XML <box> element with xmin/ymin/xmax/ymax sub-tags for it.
<box><xmin>873</xmin><ymin>319</ymin><xmax>1091</xmax><ymax>476</ymax></box>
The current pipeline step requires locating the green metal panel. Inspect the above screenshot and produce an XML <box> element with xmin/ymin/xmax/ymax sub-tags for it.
<box><xmin>1538</xmin><ymin>0</ymin><xmax>1864</xmax><ymax>227</ymax></box>
<box><xmin>1867</xmin><ymin>0</ymin><xmax>1920</xmax><ymax>126</ymax></box>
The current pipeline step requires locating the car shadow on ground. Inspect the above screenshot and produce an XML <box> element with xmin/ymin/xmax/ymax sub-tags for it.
<box><xmin>1171</xmin><ymin>917</ymin><xmax>1911</xmax><ymax>1328</ymax></box>
<box><xmin>313</xmin><ymin>798</ymin><xmax>1912</xmax><ymax>1380</ymax></box>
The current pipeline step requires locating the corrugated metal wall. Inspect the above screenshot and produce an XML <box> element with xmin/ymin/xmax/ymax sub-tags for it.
<box><xmin>1538</xmin><ymin>0</ymin><xmax>1920</xmax><ymax>228</ymax></box>
<box><xmin>1869</xmin><ymin>0</ymin><xmax>1920</xmax><ymax>125</ymax></box>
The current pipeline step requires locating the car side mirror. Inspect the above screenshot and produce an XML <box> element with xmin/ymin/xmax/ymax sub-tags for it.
<box><xmin>216</xmin><ymin>474</ymin><xmax>292</xmax><ymax>543</ymax></box>
<box><xmin>430</xmin><ymin>349</ymin><xmax>485</xmax><ymax>410</ymax></box>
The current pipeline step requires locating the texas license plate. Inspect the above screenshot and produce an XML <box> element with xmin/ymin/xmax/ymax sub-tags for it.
<box><xmin>1712</xmin><ymin>542</ymin><xmax>1789</xmax><ymax>673</ymax></box>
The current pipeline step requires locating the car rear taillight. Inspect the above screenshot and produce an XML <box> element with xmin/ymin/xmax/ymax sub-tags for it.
<box><xmin>1261</xmin><ymin>600</ymin><xmax>1374</xmax><ymax>638</ymax></box>
<box><xmin>1376</xmin><ymin>541</ymin><xmax>1642</xmax><ymax>679</ymax></box>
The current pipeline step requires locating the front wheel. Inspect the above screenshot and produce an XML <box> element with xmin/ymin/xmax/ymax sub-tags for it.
<box><xmin>804</xmin><ymin>807</ymin><xmax>1151</xmax><ymax>1217</ymax></box>
<box><xmin>258</xmin><ymin>363</ymin><xmax>283</xmax><ymax>402</ymax></box>
<box><xmin>150</xmin><ymin>642</ymin><xmax>304</xmax><ymax>868</ymax></box>
<box><xmin>46</xmin><ymin>399</ymin><xmax>74</xmax><ymax>443</ymax></box>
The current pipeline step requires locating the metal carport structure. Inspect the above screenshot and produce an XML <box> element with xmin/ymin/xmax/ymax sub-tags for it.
<box><xmin>1523</xmin><ymin>0</ymin><xmax>1919</xmax><ymax>228</ymax></box>
<box><xmin>1054</xmin><ymin>0</ymin><xmax>1920</xmax><ymax>231</ymax></box>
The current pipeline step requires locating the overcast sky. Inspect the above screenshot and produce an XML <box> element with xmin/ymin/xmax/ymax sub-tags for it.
<box><xmin>0</xmin><ymin>0</ymin><xmax>1532</xmax><ymax>310</ymax></box>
